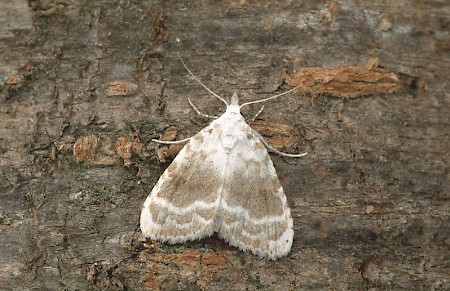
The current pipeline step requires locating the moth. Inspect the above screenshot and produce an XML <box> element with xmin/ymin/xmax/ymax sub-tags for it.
<box><xmin>140</xmin><ymin>57</ymin><xmax>306</xmax><ymax>260</ymax></box>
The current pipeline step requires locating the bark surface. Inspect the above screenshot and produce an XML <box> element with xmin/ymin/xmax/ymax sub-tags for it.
<box><xmin>0</xmin><ymin>1</ymin><xmax>448</xmax><ymax>290</ymax></box>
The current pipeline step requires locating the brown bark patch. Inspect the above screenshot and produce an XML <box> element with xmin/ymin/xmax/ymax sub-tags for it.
<box><xmin>286</xmin><ymin>58</ymin><xmax>400</xmax><ymax>98</ymax></box>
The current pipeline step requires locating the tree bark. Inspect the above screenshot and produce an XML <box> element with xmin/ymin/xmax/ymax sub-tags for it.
<box><xmin>0</xmin><ymin>0</ymin><xmax>448</xmax><ymax>290</ymax></box>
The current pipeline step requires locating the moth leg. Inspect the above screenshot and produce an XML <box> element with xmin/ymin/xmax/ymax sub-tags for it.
<box><xmin>152</xmin><ymin>137</ymin><xmax>191</xmax><ymax>144</ymax></box>
<box><xmin>252</xmin><ymin>105</ymin><xmax>265</xmax><ymax>121</ymax></box>
<box><xmin>253</xmin><ymin>130</ymin><xmax>308</xmax><ymax>158</ymax></box>
<box><xmin>188</xmin><ymin>98</ymin><xmax>219</xmax><ymax>119</ymax></box>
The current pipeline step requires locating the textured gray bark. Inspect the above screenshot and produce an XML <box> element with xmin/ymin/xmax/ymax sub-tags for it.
<box><xmin>0</xmin><ymin>0</ymin><xmax>448</xmax><ymax>290</ymax></box>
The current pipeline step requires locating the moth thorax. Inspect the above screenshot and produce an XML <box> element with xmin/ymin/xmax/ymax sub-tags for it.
<box><xmin>221</xmin><ymin>132</ymin><xmax>238</xmax><ymax>154</ymax></box>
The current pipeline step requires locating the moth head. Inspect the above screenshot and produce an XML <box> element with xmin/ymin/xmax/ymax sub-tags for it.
<box><xmin>226</xmin><ymin>92</ymin><xmax>241</xmax><ymax>116</ymax></box>
<box><xmin>230</xmin><ymin>92</ymin><xmax>239</xmax><ymax>106</ymax></box>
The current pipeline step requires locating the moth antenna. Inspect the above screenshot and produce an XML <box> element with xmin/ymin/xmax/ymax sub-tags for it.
<box><xmin>253</xmin><ymin>130</ymin><xmax>308</xmax><ymax>158</ymax></box>
<box><xmin>178</xmin><ymin>53</ymin><xmax>228</xmax><ymax>106</ymax></box>
<box><xmin>240</xmin><ymin>86</ymin><xmax>299</xmax><ymax>109</ymax></box>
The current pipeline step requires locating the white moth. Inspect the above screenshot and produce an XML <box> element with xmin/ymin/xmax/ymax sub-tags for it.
<box><xmin>140</xmin><ymin>57</ymin><xmax>307</xmax><ymax>260</ymax></box>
